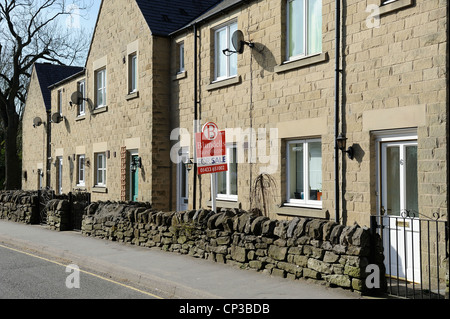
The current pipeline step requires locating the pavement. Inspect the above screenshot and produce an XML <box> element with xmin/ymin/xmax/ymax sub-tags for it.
<box><xmin>0</xmin><ymin>219</ymin><xmax>364</xmax><ymax>299</ymax></box>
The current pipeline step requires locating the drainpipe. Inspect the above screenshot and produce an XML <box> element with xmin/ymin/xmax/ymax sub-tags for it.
<box><xmin>46</xmin><ymin>110</ymin><xmax>51</xmax><ymax>188</ymax></box>
<box><xmin>446</xmin><ymin>0</ymin><xmax>449</xmax><ymax>250</ymax></box>
<box><xmin>193</xmin><ymin>23</ymin><xmax>198</xmax><ymax>210</ymax></box>
<box><xmin>334</xmin><ymin>0</ymin><xmax>341</xmax><ymax>224</ymax></box>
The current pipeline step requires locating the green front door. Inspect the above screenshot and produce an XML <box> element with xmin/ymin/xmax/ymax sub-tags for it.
<box><xmin>131</xmin><ymin>155</ymin><xmax>139</xmax><ymax>202</ymax></box>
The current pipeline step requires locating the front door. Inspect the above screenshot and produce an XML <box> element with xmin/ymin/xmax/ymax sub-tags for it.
<box><xmin>177</xmin><ymin>150</ymin><xmax>189</xmax><ymax>211</ymax></box>
<box><xmin>380</xmin><ymin>140</ymin><xmax>421</xmax><ymax>282</ymax></box>
<box><xmin>131</xmin><ymin>155</ymin><xmax>139</xmax><ymax>202</ymax></box>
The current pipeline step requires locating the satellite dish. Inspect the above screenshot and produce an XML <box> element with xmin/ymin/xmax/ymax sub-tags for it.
<box><xmin>51</xmin><ymin>113</ymin><xmax>63</xmax><ymax>124</ymax></box>
<box><xmin>70</xmin><ymin>91</ymin><xmax>83</xmax><ymax>105</ymax></box>
<box><xmin>231</xmin><ymin>30</ymin><xmax>254</xmax><ymax>54</ymax></box>
<box><xmin>33</xmin><ymin>117</ymin><xmax>43</xmax><ymax>127</ymax></box>
<box><xmin>232</xmin><ymin>30</ymin><xmax>245</xmax><ymax>54</ymax></box>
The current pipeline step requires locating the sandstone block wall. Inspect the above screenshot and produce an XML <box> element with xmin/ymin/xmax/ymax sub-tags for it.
<box><xmin>170</xmin><ymin>0</ymin><xmax>448</xmax><ymax>228</ymax></box>
<box><xmin>49</xmin><ymin>0</ymin><xmax>171</xmax><ymax>209</ymax></box>
<box><xmin>21</xmin><ymin>66</ymin><xmax>48</xmax><ymax>191</ymax></box>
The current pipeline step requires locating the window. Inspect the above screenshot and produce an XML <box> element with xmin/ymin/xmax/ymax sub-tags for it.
<box><xmin>178</xmin><ymin>42</ymin><xmax>185</xmax><ymax>73</ymax></box>
<box><xmin>128</xmin><ymin>53</ymin><xmax>137</xmax><ymax>93</ymax></box>
<box><xmin>216</xmin><ymin>145</ymin><xmax>238</xmax><ymax>201</ymax></box>
<box><xmin>286</xmin><ymin>139</ymin><xmax>322</xmax><ymax>208</ymax></box>
<box><xmin>214</xmin><ymin>21</ymin><xmax>237</xmax><ymax>81</ymax></box>
<box><xmin>95</xmin><ymin>69</ymin><xmax>106</xmax><ymax>108</ymax></box>
<box><xmin>95</xmin><ymin>152</ymin><xmax>106</xmax><ymax>186</ymax></box>
<box><xmin>77</xmin><ymin>80</ymin><xmax>85</xmax><ymax>116</ymax></box>
<box><xmin>57</xmin><ymin>90</ymin><xmax>63</xmax><ymax>115</ymax></box>
<box><xmin>286</xmin><ymin>0</ymin><xmax>322</xmax><ymax>61</ymax></box>
<box><xmin>77</xmin><ymin>155</ymin><xmax>85</xmax><ymax>186</ymax></box>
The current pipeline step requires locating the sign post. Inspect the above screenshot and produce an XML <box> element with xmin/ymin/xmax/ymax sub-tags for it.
<box><xmin>195</xmin><ymin>122</ymin><xmax>227</xmax><ymax>212</ymax></box>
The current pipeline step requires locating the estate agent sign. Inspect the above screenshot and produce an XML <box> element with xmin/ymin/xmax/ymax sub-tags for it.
<box><xmin>195</xmin><ymin>122</ymin><xmax>227</xmax><ymax>175</ymax></box>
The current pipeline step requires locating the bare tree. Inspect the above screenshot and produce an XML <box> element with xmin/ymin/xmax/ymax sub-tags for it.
<box><xmin>0</xmin><ymin>0</ymin><xmax>92</xmax><ymax>189</ymax></box>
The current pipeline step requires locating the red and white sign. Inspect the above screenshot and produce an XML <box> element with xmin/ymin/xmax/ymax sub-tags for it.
<box><xmin>195</xmin><ymin>122</ymin><xmax>228</xmax><ymax>175</ymax></box>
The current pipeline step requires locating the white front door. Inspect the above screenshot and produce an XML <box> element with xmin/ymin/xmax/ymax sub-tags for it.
<box><xmin>380</xmin><ymin>139</ymin><xmax>421</xmax><ymax>283</ymax></box>
<box><xmin>177</xmin><ymin>149</ymin><xmax>189</xmax><ymax>211</ymax></box>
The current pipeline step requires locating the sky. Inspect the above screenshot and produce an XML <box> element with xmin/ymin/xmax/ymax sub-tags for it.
<box><xmin>82</xmin><ymin>0</ymin><xmax>102</xmax><ymax>34</ymax></box>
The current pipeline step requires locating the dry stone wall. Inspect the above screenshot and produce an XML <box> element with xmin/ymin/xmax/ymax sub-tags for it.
<box><xmin>81</xmin><ymin>202</ymin><xmax>386</xmax><ymax>294</ymax></box>
<box><xmin>0</xmin><ymin>191</ymin><xmax>39</xmax><ymax>224</ymax></box>
<box><xmin>0</xmin><ymin>190</ymin><xmax>90</xmax><ymax>231</ymax></box>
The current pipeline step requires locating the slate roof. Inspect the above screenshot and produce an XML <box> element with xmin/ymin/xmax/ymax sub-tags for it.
<box><xmin>33</xmin><ymin>63</ymin><xmax>84</xmax><ymax>111</ymax></box>
<box><xmin>135</xmin><ymin>0</ymin><xmax>224</xmax><ymax>36</ymax></box>
<box><xmin>178</xmin><ymin>0</ymin><xmax>244</xmax><ymax>30</ymax></box>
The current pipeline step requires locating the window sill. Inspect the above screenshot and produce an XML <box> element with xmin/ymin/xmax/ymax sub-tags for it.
<box><xmin>207</xmin><ymin>75</ymin><xmax>241</xmax><ymax>91</ymax></box>
<box><xmin>379</xmin><ymin>0</ymin><xmax>414</xmax><ymax>16</ymax></box>
<box><xmin>92</xmin><ymin>186</ymin><xmax>107</xmax><ymax>193</ymax></box>
<box><xmin>126</xmin><ymin>91</ymin><xmax>139</xmax><ymax>101</ymax></box>
<box><xmin>207</xmin><ymin>199</ymin><xmax>240</xmax><ymax>209</ymax></box>
<box><xmin>76</xmin><ymin>115</ymin><xmax>86</xmax><ymax>121</ymax></box>
<box><xmin>274</xmin><ymin>52</ymin><xmax>329</xmax><ymax>74</ymax></box>
<box><xmin>172</xmin><ymin>71</ymin><xmax>187</xmax><ymax>81</ymax></box>
<box><xmin>74</xmin><ymin>186</ymin><xmax>86</xmax><ymax>191</ymax></box>
<box><xmin>93</xmin><ymin>106</ymin><xmax>108</xmax><ymax>115</ymax></box>
<box><xmin>275</xmin><ymin>204</ymin><xmax>328</xmax><ymax>219</ymax></box>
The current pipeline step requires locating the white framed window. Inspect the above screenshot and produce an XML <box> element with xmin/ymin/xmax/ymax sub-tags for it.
<box><xmin>57</xmin><ymin>89</ymin><xmax>63</xmax><ymax>115</ymax></box>
<box><xmin>214</xmin><ymin>21</ymin><xmax>237</xmax><ymax>81</ymax></box>
<box><xmin>77</xmin><ymin>80</ymin><xmax>85</xmax><ymax>116</ymax></box>
<box><xmin>216</xmin><ymin>144</ymin><xmax>238</xmax><ymax>201</ymax></box>
<box><xmin>77</xmin><ymin>155</ymin><xmax>85</xmax><ymax>186</ymax></box>
<box><xmin>178</xmin><ymin>42</ymin><xmax>185</xmax><ymax>73</ymax></box>
<box><xmin>95</xmin><ymin>152</ymin><xmax>106</xmax><ymax>187</ymax></box>
<box><xmin>286</xmin><ymin>139</ymin><xmax>322</xmax><ymax>208</ymax></box>
<box><xmin>129</xmin><ymin>53</ymin><xmax>137</xmax><ymax>93</ymax></box>
<box><xmin>286</xmin><ymin>0</ymin><xmax>322</xmax><ymax>61</ymax></box>
<box><xmin>95</xmin><ymin>68</ymin><xmax>106</xmax><ymax>108</ymax></box>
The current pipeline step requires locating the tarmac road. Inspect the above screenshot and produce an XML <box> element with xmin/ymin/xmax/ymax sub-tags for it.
<box><xmin>0</xmin><ymin>244</ymin><xmax>158</xmax><ymax>299</ymax></box>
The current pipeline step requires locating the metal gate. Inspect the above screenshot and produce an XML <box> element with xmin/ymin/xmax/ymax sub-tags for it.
<box><xmin>371</xmin><ymin>213</ymin><xmax>448</xmax><ymax>299</ymax></box>
<box><xmin>37</xmin><ymin>189</ymin><xmax>55</xmax><ymax>225</ymax></box>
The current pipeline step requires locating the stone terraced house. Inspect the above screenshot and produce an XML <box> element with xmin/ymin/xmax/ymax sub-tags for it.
<box><xmin>22</xmin><ymin>0</ymin><xmax>448</xmax><ymax>290</ymax></box>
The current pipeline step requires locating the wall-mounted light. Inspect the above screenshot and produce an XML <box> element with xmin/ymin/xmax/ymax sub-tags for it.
<box><xmin>185</xmin><ymin>158</ymin><xmax>194</xmax><ymax>171</ymax></box>
<box><xmin>336</xmin><ymin>133</ymin><xmax>354</xmax><ymax>160</ymax></box>
<box><xmin>130</xmin><ymin>157</ymin><xmax>142</xmax><ymax>172</ymax></box>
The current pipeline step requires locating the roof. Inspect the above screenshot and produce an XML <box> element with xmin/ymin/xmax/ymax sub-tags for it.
<box><xmin>180</xmin><ymin>0</ymin><xmax>244</xmax><ymax>29</ymax></box>
<box><xmin>34</xmin><ymin>63</ymin><xmax>85</xmax><ymax>111</ymax></box>
<box><xmin>135</xmin><ymin>0</ymin><xmax>223</xmax><ymax>36</ymax></box>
